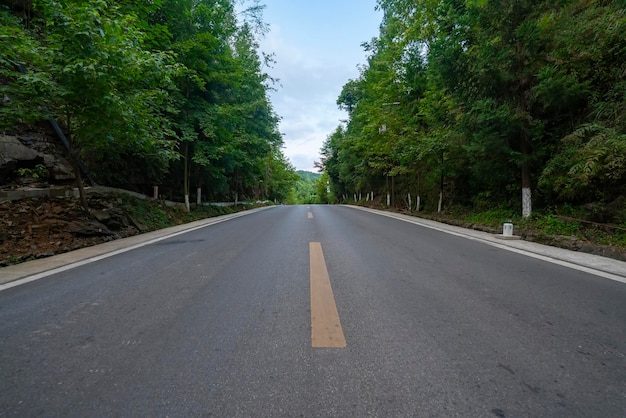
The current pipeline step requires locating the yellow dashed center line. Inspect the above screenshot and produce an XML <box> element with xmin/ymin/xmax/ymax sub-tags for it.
<box><xmin>309</xmin><ymin>242</ymin><xmax>346</xmax><ymax>348</ymax></box>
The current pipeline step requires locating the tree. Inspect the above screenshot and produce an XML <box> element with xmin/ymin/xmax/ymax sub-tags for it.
<box><xmin>293</xmin><ymin>171</ymin><xmax>322</xmax><ymax>204</ymax></box>
<box><xmin>2</xmin><ymin>0</ymin><xmax>293</xmax><ymax>208</ymax></box>
<box><xmin>536</xmin><ymin>1</ymin><xmax>626</xmax><ymax>205</ymax></box>
<box><xmin>540</xmin><ymin>124</ymin><xmax>626</xmax><ymax>202</ymax></box>
<box><xmin>2</xmin><ymin>1</ymin><xmax>178</xmax><ymax>209</ymax></box>
<box><xmin>324</xmin><ymin>0</ymin><xmax>626</xmax><ymax>217</ymax></box>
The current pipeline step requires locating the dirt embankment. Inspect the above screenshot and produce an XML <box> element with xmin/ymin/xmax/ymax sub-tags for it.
<box><xmin>0</xmin><ymin>189</ymin><xmax>249</xmax><ymax>267</ymax></box>
<box><xmin>0</xmin><ymin>194</ymin><xmax>143</xmax><ymax>266</ymax></box>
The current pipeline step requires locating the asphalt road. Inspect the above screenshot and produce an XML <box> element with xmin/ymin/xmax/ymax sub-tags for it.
<box><xmin>1</xmin><ymin>205</ymin><xmax>625</xmax><ymax>417</ymax></box>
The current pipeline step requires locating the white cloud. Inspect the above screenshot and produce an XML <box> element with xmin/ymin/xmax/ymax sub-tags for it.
<box><xmin>257</xmin><ymin>1</ymin><xmax>381</xmax><ymax>171</ymax></box>
<box><xmin>262</xmin><ymin>29</ymin><xmax>351</xmax><ymax>171</ymax></box>
<box><xmin>290</xmin><ymin>154</ymin><xmax>320</xmax><ymax>173</ymax></box>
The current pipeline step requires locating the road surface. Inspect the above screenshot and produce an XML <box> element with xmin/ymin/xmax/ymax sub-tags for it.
<box><xmin>1</xmin><ymin>205</ymin><xmax>625</xmax><ymax>417</ymax></box>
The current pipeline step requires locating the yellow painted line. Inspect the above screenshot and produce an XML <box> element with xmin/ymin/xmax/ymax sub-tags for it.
<box><xmin>309</xmin><ymin>242</ymin><xmax>346</xmax><ymax>348</ymax></box>
<box><xmin>307</xmin><ymin>212</ymin><xmax>314</xmax><ymax>219</ymax></box>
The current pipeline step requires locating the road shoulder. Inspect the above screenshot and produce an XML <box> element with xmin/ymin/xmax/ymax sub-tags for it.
<box><xmin>346</xmin><ymin>205</ymin><xmax>626</xmax><ymax>283</ymax></box>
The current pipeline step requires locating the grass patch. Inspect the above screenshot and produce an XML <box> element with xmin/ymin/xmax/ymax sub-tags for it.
<box><xmin>526</xmin><ymin>214</ymin><xmax>580</xmax><ymax>236</ymax></box>
<box><xmin>115</xmin><ymin>194</ymin><xmax>265</xmax><ymax>232</ymax></box>
<box><xmin>462</xmin><ymin>208</ymin><xmax>518</xmax><ymax>227</ymax></box>
<box><xmin>118</xmin><ymin>194</ymin><xmax>172</xmax><ymax>230</ymax></box>
<box><xmin>418</xmin><ymin>203</ymin><xmax>626</xmax><ymax>250</ymax></box>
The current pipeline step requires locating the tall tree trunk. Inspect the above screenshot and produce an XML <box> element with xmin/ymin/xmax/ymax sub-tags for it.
<box><xmin>73</xmin><ymin>157</ymin><xmax>88</xmax><ymax>212</ymax></box>
<box><xmin>416</xmin><ymin>171</ymin><xmax>421</xmax><ymax>212</ymax></box>
<box><xmin>519</xmin><ymin>86</ymin><xmax>532</xmax><ymax>218</ymax></box>
<box><xmin>521</xmin><ymin>137</ymin><xmax>532</xmax><ymax>218</ymax></box>
<box><xmin>65</xmin><ymin>114</ymin><xmax>88</xmax><ymax>212</ymax></box>
<box><xmin>514</xmin><ymin>18</ymin><xmax>532</xmax><ymax>218</ymax></box>
<box><xmin>183</xmin><ymin>142</ymin><xmax>190</xmax><ymax>212</ymax></box>
<box><xmin>438</xmin><ymin>153</ymin><xmax>444</xmax><ymax>213</ymax></box>
<box><xmin>385</xmin><ymin>175</ymin><xmax>390</xmax><ymax>206</ymax></box>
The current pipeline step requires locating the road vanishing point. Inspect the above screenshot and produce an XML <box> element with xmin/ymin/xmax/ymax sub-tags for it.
<box><xmin>1</xmin><ymin>205</ymin><xmax>625</xmax><ymax>417</ymax></box>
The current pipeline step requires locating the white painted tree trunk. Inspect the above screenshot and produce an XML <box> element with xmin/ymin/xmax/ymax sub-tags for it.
<box><xmin>408</xmin><ymin>193</ymin><xmax>412</xmax><ymax>211</ymax></box>
<box><xmin>153</xmin><ymin>186</ymin><xmax>159</xmax><ymax>199</ymax></box>
<box><xmin>522</xmin><ymin>187</ymin><xmax>532</xmax><ymax>218</ymax></box>
<box><xmin>437</xmin><ymin>192</ymin><xmax>443</xmax><ymax>213</ymax></box>
<box><xmin>416</xmin><ymin>195</ymin><xmax>421</xmax><ymax>212</ymax></box>
<box><xmin>386</xmin><ymin>193</ymin><xmax>390</xmax><ymax>207</ymax></box>
<box><xmin>184</xmin><ymin>194</ymin><xmax>190</xmax><ymax>212</ymax></box>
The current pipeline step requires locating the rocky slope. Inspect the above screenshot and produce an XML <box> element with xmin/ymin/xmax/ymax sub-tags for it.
<box><xmin>0</xmin><ymin>194</ymin><xmax>141</xmax><ymax>266</ymax></box>
<box><xmin>1</xmin><ymin>133</ymin><xmax>75</xmax><ymax>187</ymax></box>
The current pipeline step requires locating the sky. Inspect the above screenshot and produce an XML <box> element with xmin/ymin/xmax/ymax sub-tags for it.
<box><xmin>256</xmin><ymin>0</ymin><xmax>383</xmax><ymax>172</ymax></box>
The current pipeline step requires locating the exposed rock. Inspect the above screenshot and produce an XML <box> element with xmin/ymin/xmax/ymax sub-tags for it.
<box><xmin>551</xmin><ymin>235</ymin><xmax>583</xmax><ymax>251</ymax></box>
<box><xmin>36</xmin><ymin>251</ymin><xmax>56</xmax><ymax>259</ymax></box>
<box><xmin>0</xmin><ymin>195</ymin><xmax>145</xmax><ymax>267</ymax></box>
<box><xmin>0</xmin><ymin>133</ymin><xmax>76</xmax><ymax>186</ymax></box>
<box><xmin>67</xmin><ymin>220</ymin><xmax>115</xmax><ymax>237</ymax></box>
<box><xmin>0</xmin><ymin>135</ymin><xmax>39</xmax><ymax>164</ymax></box>
<box><xmin>91</xmin><ymin>207</ymin><xmax>128</xmax><ymax>231</ymax></box>
<box><xmin>579</xmin><ymin>244</ymin><xmax>626</xmax><ymax>262</ymax></box>
<box><xmin>127</xmin><ymin>214</ymin><xmax>148</xmax><ymax>232</ymax></box>
<box><xmin>91</xmin><ymin>209</ymin><xmax>111</xmax><ymax>223</ymax></box>
<box><xmin>48</xmin><ymin>155</ymin><xmax>75</xmax><ymax>181</ymax></box>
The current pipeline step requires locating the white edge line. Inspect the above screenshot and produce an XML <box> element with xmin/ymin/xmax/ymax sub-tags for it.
<box><xmin>0</xmin><ymin>207</ymin><xmax>273</xmax><ymax>292</ymax></box>
<box><xmin>346</xmin><ymin>205</ymin><xmax>626</xmax><ymax>284</ymax></box>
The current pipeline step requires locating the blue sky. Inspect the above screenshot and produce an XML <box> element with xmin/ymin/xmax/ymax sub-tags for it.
<box><xmin>257</xmin><ymin>0</ymin><xmax>382</xmax><ymax>172</ymax></box>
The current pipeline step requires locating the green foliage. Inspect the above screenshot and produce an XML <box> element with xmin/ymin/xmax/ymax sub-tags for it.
<box><xmin>293</xmin><ymin>170</ymin><xmax>321</xmax><ymax>204</ymax></box>
<box><xmin>452</xmin><ymin>205</ymin><xmax>626</xmax><ymax>248</ymax></box>
<box><xmin>532</xmin><ymin>214</ymin><xmax>580</xmax><ymax>236</ymax></box>
<box><xmin>17</xmin><ymin>164</ymin><xmax>48</xmax><ymax>179</ymax></box>
<box><xmin>315</xmin><ymin>172</ymin><xmax>333</xmax><ymax>204</ymax></box>
<box><xmin>118</xmin><ymin>194</ymin><xmax>172</xmax><ymax>230</ymax></box>
<box><xmin>2</xmin><ymin>0</ymin><xmax>291</xmax><ymax>204</ymax></box>
<box><xmin>0</xmin><ymin>7</ymin><xmax>55</xmax><ymax>127</ymax></box>
<box><xmin>319</xmin><ymin>0</ymin><xmax>626</xmax><ymax>218</ymax></box>
<box><xmin>37</xmin><ymin>0</ymin><xmax>178</xmax><ymax>156</ymax></box>
<box><xmin>539</xmin><ymin>124</ymin><xmax>626</xmax><ymax>201</ymax></box>
<box><xmin>462</xmin><ymin>208</ymin><xmax>517</xmax><ymax>228</ymax></box>
<box><xmin>117</xmin><ymin>192</ymin><xmax>251</xmax><ymax>231</ymax></box>
<box><xmin>263</xmin><ymin>150</ymin><xmax>299</xmax><ymax>203</ymax></box>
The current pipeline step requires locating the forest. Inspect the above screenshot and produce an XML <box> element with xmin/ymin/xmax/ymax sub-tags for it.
<box><xmin>1</xmin><ymin>0</ymin><xmax>297</xmax><ymax>207</ymax></box>
<box><xmin>320</xmin><ymin>0</ymin><xmax>626</xmax><ymax>223</ymax></box>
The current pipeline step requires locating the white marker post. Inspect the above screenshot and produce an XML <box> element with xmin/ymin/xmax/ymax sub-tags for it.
<box><xmin>495</xmin><ymin>222</ymin><xmax>520</xmax><ymax>240</ymax></box>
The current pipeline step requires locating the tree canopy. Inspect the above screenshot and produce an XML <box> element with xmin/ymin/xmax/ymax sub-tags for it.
<box><xmin>320</xmin><ymin>0</ymin><xmax>626</xmax><ymax>217</ymax></box>
<box><xmin>1</xmin><ymin>0</ymin><xmax>296</xmax><ymax>203</ymax></box>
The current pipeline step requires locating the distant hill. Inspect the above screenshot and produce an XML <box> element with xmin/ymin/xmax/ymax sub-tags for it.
<box><xmin>293</xmin><ymin>171</ymin><xmax>322</xmax><ymax>204</ymax></box>
<box><xmin>296</xmin><ymin>170</ymin><xmax>321</xmax><ymax>181</ymax></box>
